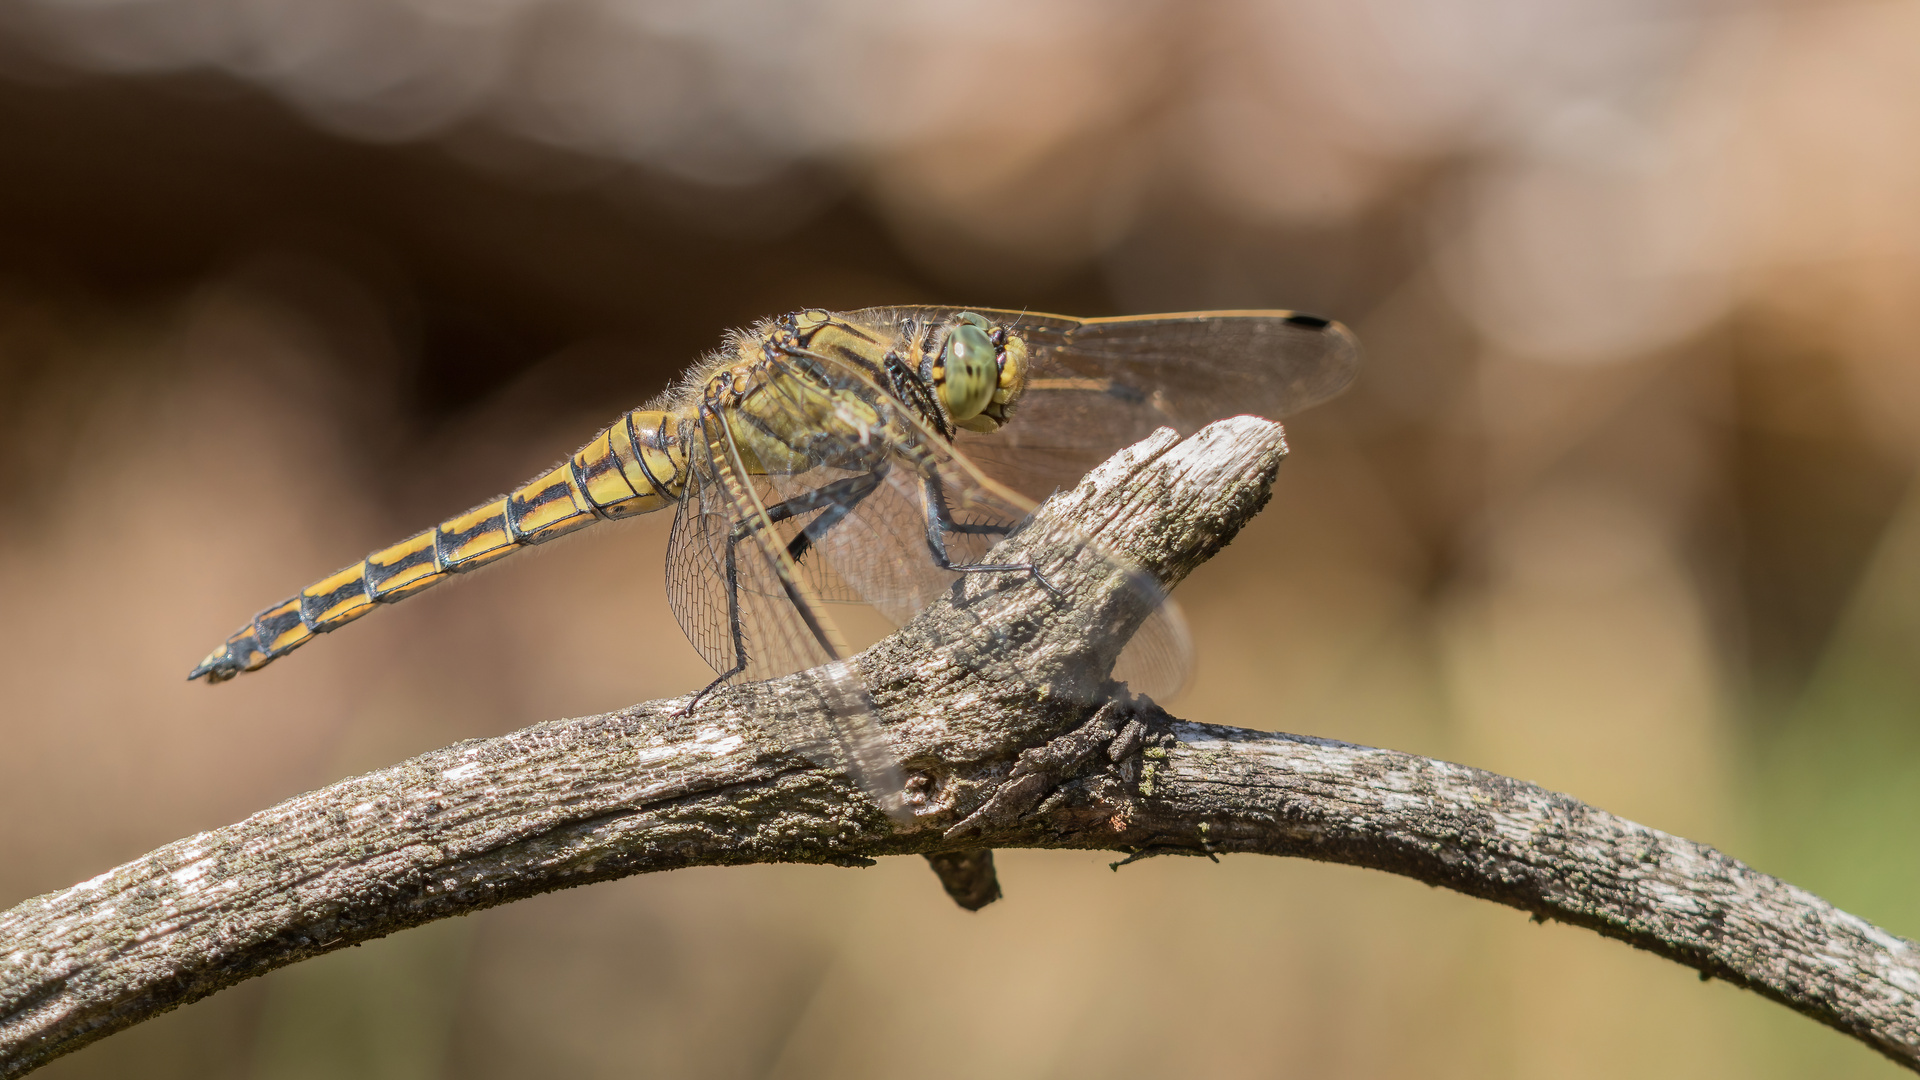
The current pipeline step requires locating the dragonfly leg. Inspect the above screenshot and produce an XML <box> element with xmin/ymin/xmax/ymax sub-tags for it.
<box><xmin>683</xmin><ymin>472</ymin><xmax>885</xmax><ymax>715</ymax></box>
<box><xmin>939</xmin><ymin>518</ymin><xmax>1012</xmax><ymax>537</ymax></box>
<box><xmin>783</xmin><ymin>470</ymin><xmax>885</xmax><ymax>563</ymax></box>
<box><xmin>920</xmin><ymin>473</ymin><xmax>1063</xmax><ymax>596</ymax></box>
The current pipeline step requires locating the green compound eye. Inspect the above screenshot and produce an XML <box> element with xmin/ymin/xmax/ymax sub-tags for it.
<box><xmin>939</xmin><ymin>321</ymin><xmax>998</xmax><ymax>423</ymax></box>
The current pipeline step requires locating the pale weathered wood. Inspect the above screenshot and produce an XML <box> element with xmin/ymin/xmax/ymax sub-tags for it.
<box><xmin>2</xmin><ymin>417</ymin><xmax>1916</xmax><ymax>1076</ymax></box>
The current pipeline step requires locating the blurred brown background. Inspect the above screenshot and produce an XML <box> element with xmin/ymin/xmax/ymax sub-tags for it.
<box><xmin>3</xmin><ymin>0</ymin><xmax>1918</xmax><ymax>1076</ymax></box>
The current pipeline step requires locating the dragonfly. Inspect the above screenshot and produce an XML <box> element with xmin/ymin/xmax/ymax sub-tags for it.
<box><xmin>189</xmin><ymin>306</ymin><xmax>1359</xmax><ymax>812</ymax></box>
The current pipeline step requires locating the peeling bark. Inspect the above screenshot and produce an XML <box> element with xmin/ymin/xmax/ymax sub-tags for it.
<box><xmin>2</xmin><ymin>417</ymin><xmax>1916</xmax><ymax>1076</ymax></box>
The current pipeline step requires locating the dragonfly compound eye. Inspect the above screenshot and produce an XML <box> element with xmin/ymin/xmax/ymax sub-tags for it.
<box><xmin>938</xmin><ymin>322</ymin><xmax>998</xmax><ymax>423</ymax></box>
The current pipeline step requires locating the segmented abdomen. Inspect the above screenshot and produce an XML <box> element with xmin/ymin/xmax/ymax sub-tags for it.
<box><xmin>190</xmin><ymin>408</ymin><xmax>688</xmax><ymax>682</ymax></box>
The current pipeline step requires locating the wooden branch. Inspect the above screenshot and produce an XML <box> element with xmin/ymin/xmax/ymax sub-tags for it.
<box><xmin>3</xmin><ymin>418</ymin><xmax>1917</xmax><ymax>1076</ymax></box>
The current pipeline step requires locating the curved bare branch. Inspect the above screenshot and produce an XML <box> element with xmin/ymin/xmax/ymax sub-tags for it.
<box><xmin>3</xmin><ymin>418</ymin><xmax>1916</xmax><ymax>1076</ymax></box>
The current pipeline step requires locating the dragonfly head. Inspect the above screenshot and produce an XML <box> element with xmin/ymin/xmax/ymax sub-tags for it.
<box><xmin>937</xmin><ymin>312</ymin><xmax>1028</xmax><ymax>434</ymax></box>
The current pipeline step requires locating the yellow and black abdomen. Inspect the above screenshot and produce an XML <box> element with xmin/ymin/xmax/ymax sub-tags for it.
<box><xmin>189</xmin><ymin>409</ymin><xmax>688</xmax><ymax>682</ymax></box>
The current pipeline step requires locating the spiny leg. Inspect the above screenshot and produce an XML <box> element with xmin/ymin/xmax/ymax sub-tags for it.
<box><xmin>682</xmin><ymin>470</ymin><xmax>888</xmax><ymax>714</ymax></box>
<box><xmin>786</xmin><ymin>470</ymin><xmax>885</xmax><ymax>563</ymax></box>
<box><xmin>920</xmin><ymin>471</ymin><xmax>1062</xmax><ymax>596</ymax></box>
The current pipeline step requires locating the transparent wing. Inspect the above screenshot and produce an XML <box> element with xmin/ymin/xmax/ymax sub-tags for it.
<box><xmin>664</xmin><ymin>420</ymin><xmax>905</xmax><ymax>817</ymax></box>
<box><xmin>854</xmin><ymin>306</ymin><xmax>1359</xmax><ymax>500</ymax></box>
<box><xmin>664</xmin><ymin>483</ymin><xmax>734</xmax><ymax>674</ymax></box>
<box><xmin>666</xmin><ymin>469</ymin><xmax>790</xmax><ymax>681</ymax></box>
<box><xmin>755</xmin><ymin>454</ymin><xmax>1019</xmax><ymax>627</ymax></box>
<box><xmin>758</xmin><ymin>466</ymin><xmax>944</xmax><ymax>622</ymax></box>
